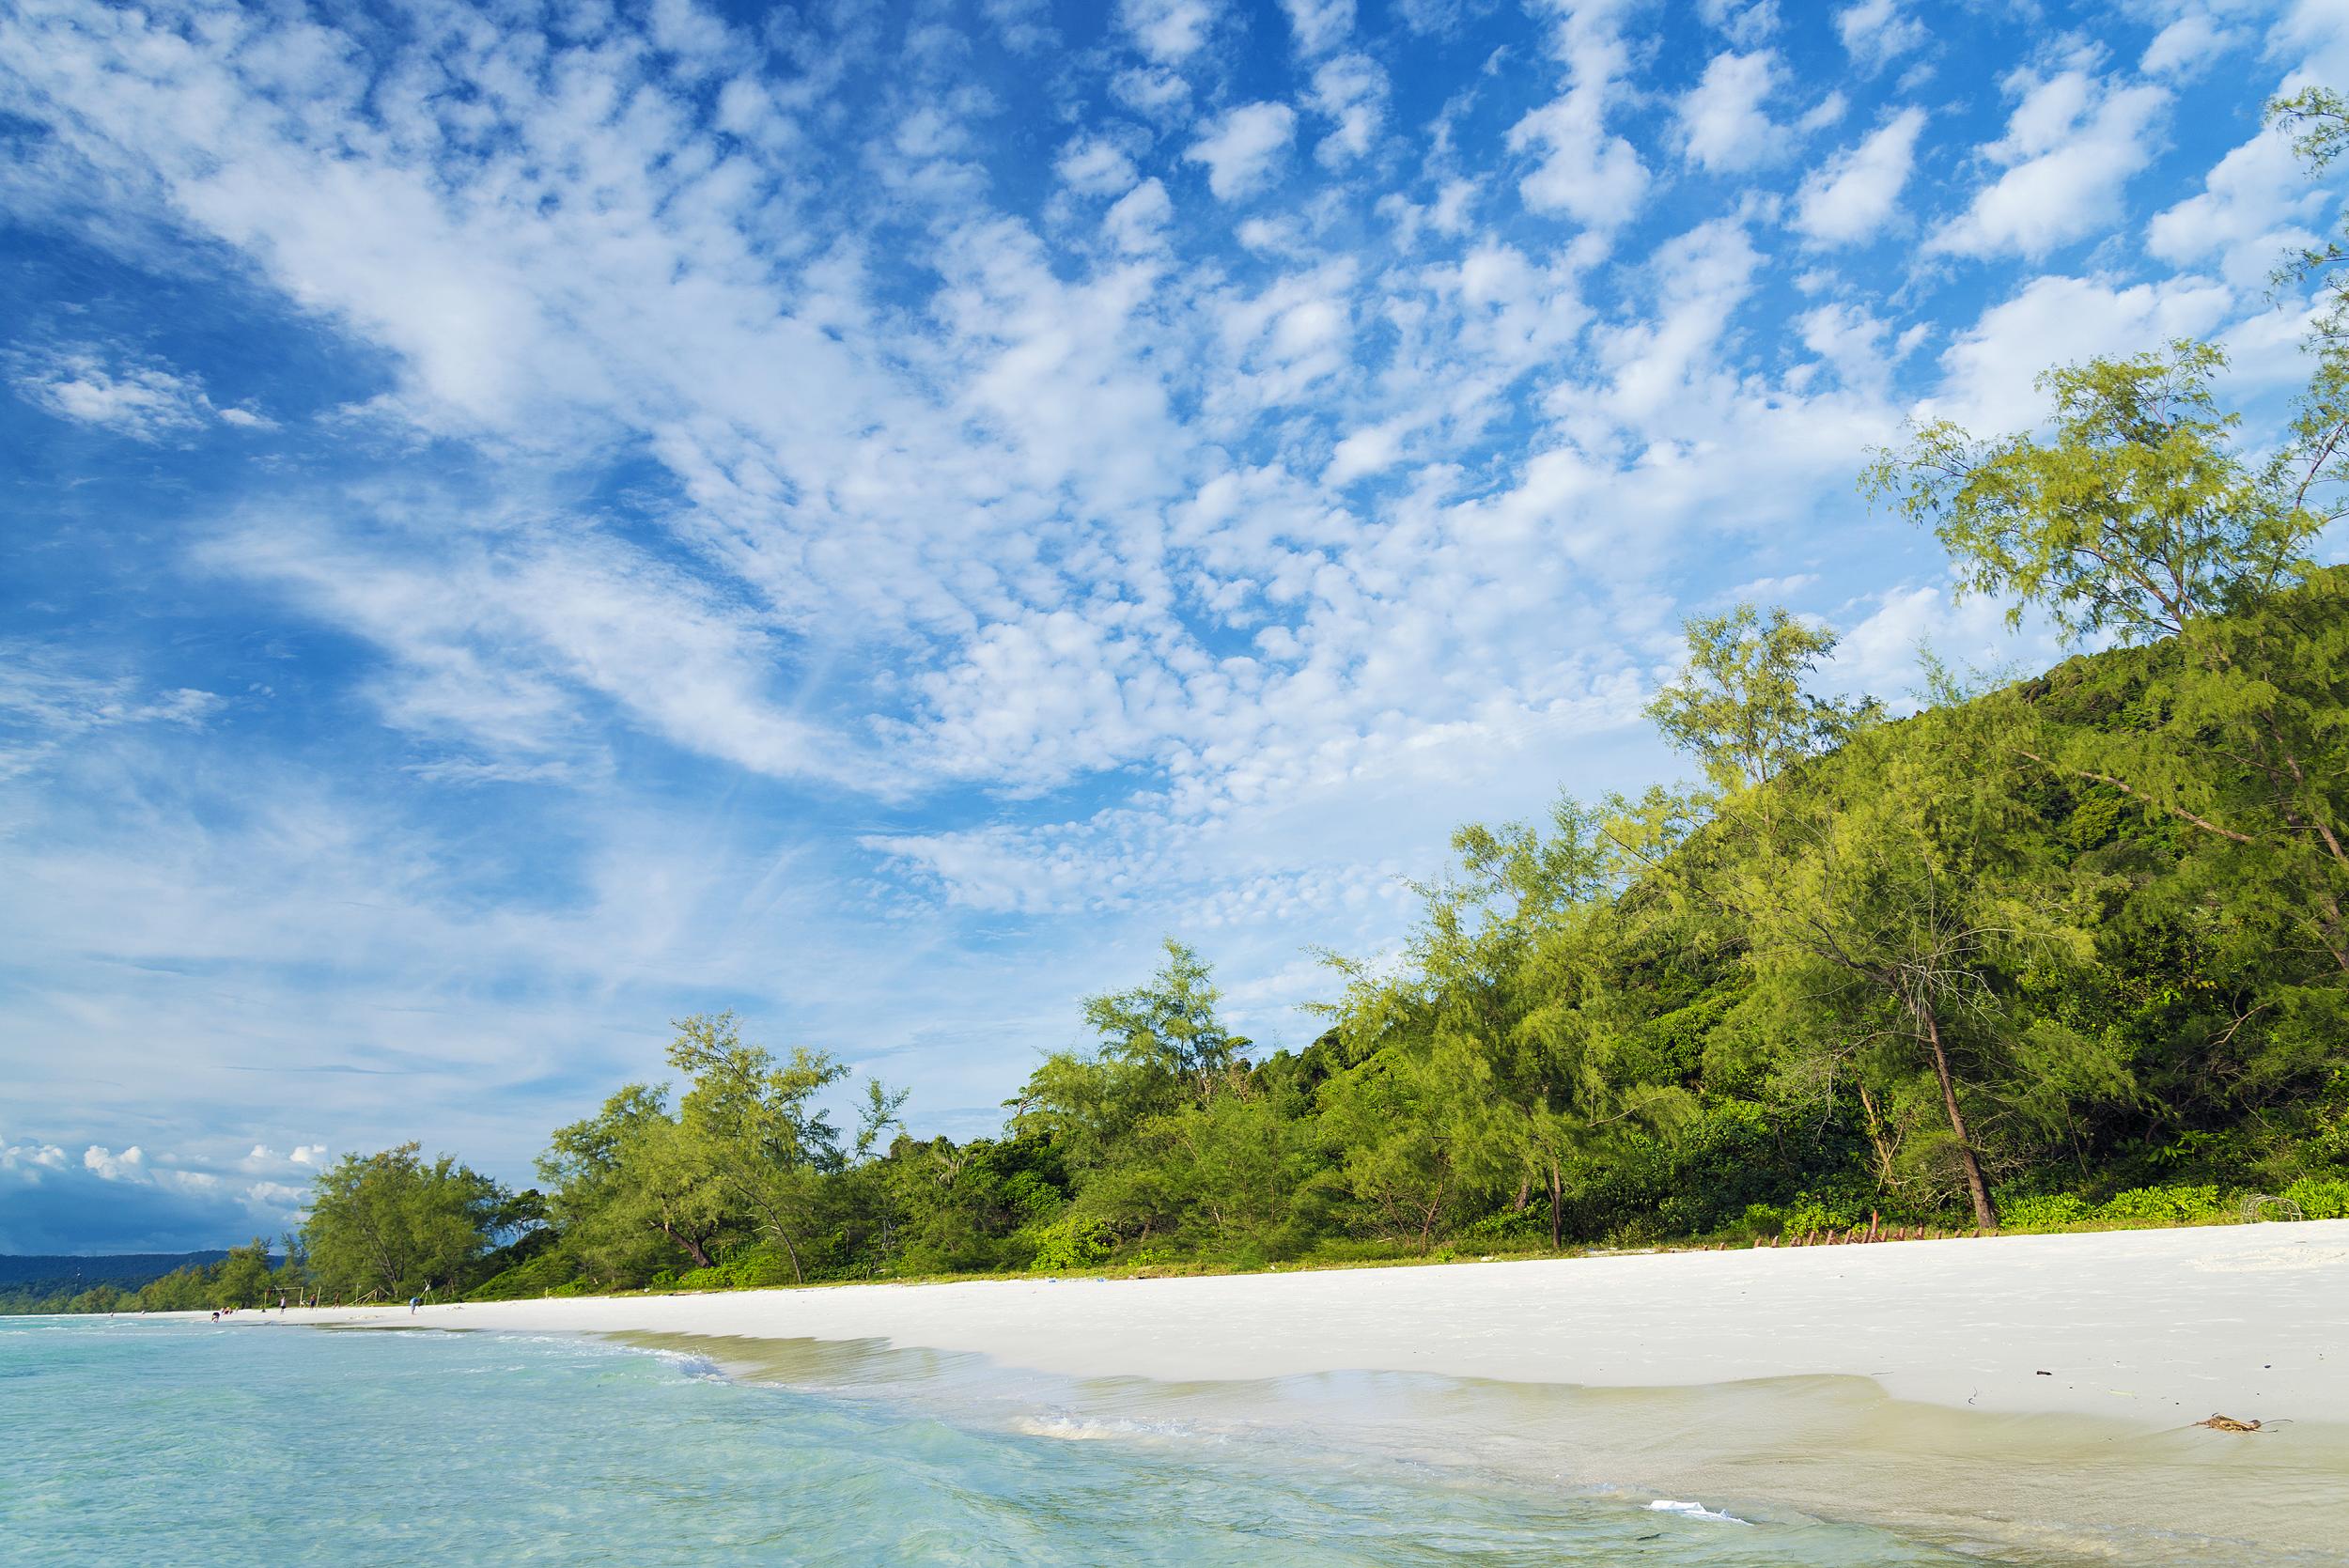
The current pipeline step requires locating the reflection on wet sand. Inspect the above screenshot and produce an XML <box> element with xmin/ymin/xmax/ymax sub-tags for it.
<box><xmin>620</xmin><ymin>1330</ymin><xmax>2349</xmax><ymax>1565</ymax></box>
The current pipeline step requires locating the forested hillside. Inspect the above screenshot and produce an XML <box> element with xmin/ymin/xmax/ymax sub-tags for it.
<box><xmin>0</xmin><ymin>1246</ymin><xmax>282</xmax><ymax>1315</ymax></box>
<box><xmin>258</xmin><ymin>527</ymin><xmax>2344</xmax><ymax>1310</ymax></box>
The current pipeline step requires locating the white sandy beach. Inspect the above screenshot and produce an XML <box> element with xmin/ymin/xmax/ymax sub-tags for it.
<box><xmin>291</xmin><ymin>1221</ymin><xmax>2346</xmax><ymax>1423</ymax></box>
<box><xmin>258</xmin><ymin>1221</ymin><xmax>2349</xmax><ymax>1560</ymax></box>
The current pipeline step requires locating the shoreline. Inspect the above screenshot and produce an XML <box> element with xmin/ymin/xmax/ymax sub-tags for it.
<box><xmin>168</xmin><ymin>1221</ymin><xmax>2349</xmax><ymax>1560</ymax></box>
<box><xmin>256</xmin><ymin>1220</ymin><xmax>2345</xmax><ymax>1422</ymax></box>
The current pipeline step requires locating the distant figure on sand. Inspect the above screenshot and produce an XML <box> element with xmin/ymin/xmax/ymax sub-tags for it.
<box><xmin>410</xmin><ymin>1296</ymin><xmax>419</xmax><ymax>1315</ymax></box>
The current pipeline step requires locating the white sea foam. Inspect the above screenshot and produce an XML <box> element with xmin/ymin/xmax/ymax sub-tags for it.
<box><xmin>1647</xmin><ymin>1499</ymin><xmax>1750</xmax><ymax>1526</ymax></box>
<box><xmin>1010</xmin><ymin>1412</ymin><xmax>1220</xmax><ymax>1444</ymax></box>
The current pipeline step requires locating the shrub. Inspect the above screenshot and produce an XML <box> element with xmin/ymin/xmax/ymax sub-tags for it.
<box><xmin>1780</xmin><ymin>1189</ymin><xmax>1869</xmax><ymax>1237</ymax></box>
<box><xmin>1460</xmin><ymin>1205</ymin><xmax>1548</xmax><ymax>1245</ymax></box>
<box><xmin>727</xmin><ymin>1245</ymin><xmax>800</xmax><ymax>1288</ymax></box>
<box><xmin>1026</xmin><ymin>1214</ymin><xmax>1112</xmax><ymax>1272</ymax></box>
<box><xmin>2095</xmin><ymin>1185</ymin><xmax>2224</xmax><ymax>1225</ymax></box>
<box><xmin>1997</xmin><ymin>1192</ymin><xmax>2092</xmax><ymax>1233</ymax></box>
<box><xmin>2282</xmin><ymin>1175</ymin><xmax>2349</xmax><ymax>1220</ymax></box>
<box><xmin>467</xmin><ymin>1249</ymin><xmax>582</xmax><ymax>1300</ymax></box>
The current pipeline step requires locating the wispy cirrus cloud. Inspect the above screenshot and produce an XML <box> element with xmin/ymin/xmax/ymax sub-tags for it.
<box><xmin>9</xmin><ymin>343</ymin><xmax>272</xmax><ymax>441</ymax></box>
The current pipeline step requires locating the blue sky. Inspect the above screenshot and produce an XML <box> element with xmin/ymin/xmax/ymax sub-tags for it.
<box><xmin>4</xmin><ymin>0</ymin><xmax>2345</xmax><ymax>1252</ymax></box>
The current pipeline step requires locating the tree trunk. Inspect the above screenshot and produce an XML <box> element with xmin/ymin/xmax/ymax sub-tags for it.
<box><xmin>663</xmin><ymin>1224</ymin><xmax>713</xmax><ymax>1271</ymax></box>
<box><xmin>1548</xmin><ymin>1161</ymin><xmax>1563</xmax><ymax>1252</ymax></box>
<box><xmin>1856</xmin><ymin>1081</ymin><xmax>1898</xmax><ymax>1189</ymax></box>
<box><xmin>1918</xmin><ymin>1002</ymin><xmax>1999</xmax><ymax>1230</ymax></box>
<box><xmin>773</xmin><ymin>1224</ymin><xmax>805</xmax><ymax>1284</ymax></box>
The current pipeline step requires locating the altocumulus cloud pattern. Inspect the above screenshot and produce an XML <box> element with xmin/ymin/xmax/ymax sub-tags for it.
<box><xmin>1</xmin><ymin>0</ymin><xmax>2343</xmax><ymax>1247</ymax></box>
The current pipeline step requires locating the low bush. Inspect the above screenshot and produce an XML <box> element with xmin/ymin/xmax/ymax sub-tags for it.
<box><xmin>2281</xmin><ymin>1175</ymin><xmax>2349</xmax><ymax>1219</ymax></box>
<box><xmin>2094</xmin><ymin>1185</ymin><xmax>2225</xmax><ymax>1225</ymax></box>
<box><xmin>1026</xmin><ymin>1214</ymin><xmax>1112</xmax><ymax>1272</ymax></box>
<box><xmin>1997</xmin><ymin>1192</ymin><xmax>2092</xmax><ymax>1233</ymax></box>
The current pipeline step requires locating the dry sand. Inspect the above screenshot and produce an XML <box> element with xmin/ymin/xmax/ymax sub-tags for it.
<box><xmin>302</xmin><ymin>1220</ymin><xmax>2345</xmax><ymax>1421</ymax></box>
<box><xmin>276</xmin><ymin>1220</ymin><xmax>2349</xmax><ymax>1561</ymax></box>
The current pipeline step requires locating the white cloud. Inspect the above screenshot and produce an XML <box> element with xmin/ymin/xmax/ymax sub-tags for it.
<box><xmin>8</xmin><ymin>345</ymin><xmax>254</xmax><ymax>441</ymax></box>
<box><xmin>1508</xmin><ymin>0</ymin><xmax>1648</xmax><ymax>232</ymax></box>
<box><xmin>2140</xmin><ymin>13</ymin><xmax>2242</xmax><ymax>78</ymax></box>
<box><xmin>1822</xmin><ymin>582</ymin><xmax>2059</xmax><ymax>708</ymax></box>
<box><xmin>202</xmin><ymin>514</ymin><xmax>886</xmax><ymax>794</ymax></box>
<box><xmin>1798</xmin><ymin>90</ymin><xmax>1848</xmax><ymax>133</ymax></box>
<box><xmin>1</xmin><ymin>1137</ymin><xmax>68</xmax><ymax>1172</ymax></box>
<box><xmin>1676</xmin><ymin>50</ymin><xmax>1785</xmax><ymax>173</ymax></box>
<box><xmin>1510</xmin><ymin>92</ymin><xmax>1646</xmax><ymax>230</ymax></box>
<box><xmin>1932</xmin><ymin>71</ymin><xmax>2170</xmax><ymax>258</ymax></box>
<box><xmin>1699</xmin><ymin>0</ymin><xmax>1779</xmax><ymax>47</ymax></box>
<box><xmin>1104</xmin><ymin>177</ymin><xmax>1174</xmax><ymax>251</ymax></box>
<box><xmin>0</xmin><ymin>654</ymin><xmax>224</xmax><ymax>781</ymax></box>
<box><xmin>1102</xmin><ymin>177</ymin><xmax>1174</xmax><ymax>251</ymax></box>
<box><xmin>84</xmin><ymin>1144</ymin><xmax>146</xmax><ymax>1181</ymax></box>
<box><xmin>1926</xmin><ymin>272</ymin><xmax>2234</xmax><ymax>429</ymax></box>
<box><xmin>2149</xmin><ymin>125</ymin><xmax>2327</xmax><ymax>287</ymax></box>
<box><xmin>1120</xmin><ymin>0</ymin><xmax>1218</xmax><ymax>62</ymax></box>
<box><xmin>1835</xmin><ymin>0</ymin><xmax>1929</xmax><ymax>72</ymax></box>
<box><xmin>1794</xmin><ymin>107</ymin><xmax>1925</xmax><ymax>245</ymax></box>
<box><xmin>1797</xmin><ymin>300</ymin><xmax>1897</xmax><ymax>393</ymax></box>
<box><xmin>1057</xmin><ymin>134</ymin><xmax>1140</xmax><ymax>196</ymax></box>
<box><xmin>1185</xmin><ymin>101</ymin><xmax>1299</xmax><ymax>199</ymax></box>
<box><xmin>1280</xmin><ymin>0</ymin><xmax>1354</xmax><ymax>55</ymax></box>
<box><xmin>1308</xmin><ymin>54</ymin><xmax>1387</xmax><ymax>165</ymax></box>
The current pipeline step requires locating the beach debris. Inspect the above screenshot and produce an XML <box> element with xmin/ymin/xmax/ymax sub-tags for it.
<box><xmin>2193</xmin><ymin>1414</ymin><xmax>2263</xmax><ymax>1433</ymax></box>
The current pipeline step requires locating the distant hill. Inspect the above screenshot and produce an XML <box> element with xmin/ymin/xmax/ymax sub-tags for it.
<box><xmin>0</xmin><ymin>1252</ymin><xmax>232</xmax><ymax>1296</ymax></box>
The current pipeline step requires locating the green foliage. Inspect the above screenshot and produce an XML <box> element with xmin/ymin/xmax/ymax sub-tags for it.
<box><xmin>1643</xmin><ymin>604</ymin><xmax>1877</xmax><ymax>793</ymax></box>
<box><xmin>468</xmin><ymin>1248</ymin><xmax>581</xmax><ymax>1301</ymax></box>
<box><xmin>1025</xmin><ymin>1213</ymin><xmax>1112</xmax><ymax>1272</ymax></box>
<box><xmin>2097</xmin><ymin>1185</ymin><xmax>2226</xmax><ymax>1224</ymax></box>
<box><xmin>2283</xmin><ymin>1176</ymin><xmax>2349</xmax><ymax>1220</ymax></box>
<box><xmin>1997</xmin><ymin>1193</ymin><xmax>2092</xmax><ymax>1233</ymax></box>
<box><xmin>1861</xmin><ymin>341</ymin><xmax>2316</xmax><ymax>644</ymax></box>
<box><xmin>304</xmin><ymin>1142</ymin><xmax>511</xmax><ymax>1302</ymax></box>
<box><xmin>666</xmin><ymin>1012</ymin><xmax>848</xmax><ymax>1285</ymax></box>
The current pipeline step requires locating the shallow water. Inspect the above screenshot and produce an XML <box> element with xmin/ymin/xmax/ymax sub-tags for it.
<box><xmin>1</xmin><ymin>1314</ymin><xmax>2004</xmax><ymax>1566</ymax></box>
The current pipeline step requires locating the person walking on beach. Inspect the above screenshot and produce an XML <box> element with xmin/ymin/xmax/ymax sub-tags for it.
<box><xmin>409</xmin><ymin>1296</ymin><xmax>419</xmax><ymax>1315</ymax></box>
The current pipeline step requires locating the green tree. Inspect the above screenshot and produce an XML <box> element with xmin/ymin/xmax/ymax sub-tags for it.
<box><xmin>1864</xmin><ymin>343</ymin><xmax>2349</xmax><ymax>978</ymax></box>
<box><xmin>304</xmin><ymin>1143</ymin><xmax>508</xmax><ymax>1302</ymax></box>
<box><xmin>1643</xmin><ymin>605</ymin><xmax>1877</xmax><ymax>793</ymax></box>
<box><xmin>542</xmin><ymin>1085</ymin><xmax>737</xmax><ymax>1281</ymax></box>
<box><xmin>1322</xmin><ymin>800</ymin><xmax>1690</xmax><ymax>1250</ymax></box>
<box><xmin>1081</xmin><ymin>939</ymin><xmax>1249</xmax><ymax>1104</ymax></box>
<box><xmin>667</xmin><ymin>1012</ymin><xmax>846</xmax><ymax>1285</ymax></box>
<box><xmin>1724</xmin><ymin>696</ymin><xmax>2114</xmax><ymax>1229</ymax></box>
<box><xmin>210</xmin><ymin>1238</ymin><xmax>274</xmax><ymax>1309</ymax></box>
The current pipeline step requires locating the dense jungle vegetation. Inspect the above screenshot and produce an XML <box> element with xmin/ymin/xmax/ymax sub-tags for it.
<box><xmin>16</xmin><ymin>93</ymin><xmax>2349</xmax><ymax>1316</ymax></box>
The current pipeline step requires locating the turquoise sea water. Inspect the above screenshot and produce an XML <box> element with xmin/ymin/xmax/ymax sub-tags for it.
<box><xmin>2</xmin><ymin>1315</ymin><xmax>2004</xmax><ymax>1566</ymax></box>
